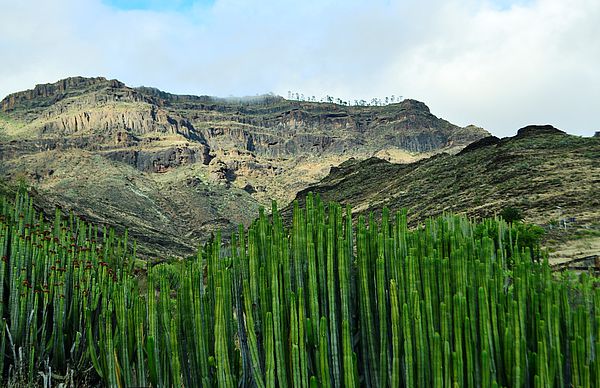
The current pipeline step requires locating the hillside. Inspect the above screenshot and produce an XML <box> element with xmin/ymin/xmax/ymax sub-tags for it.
<box><xmin>0</xmin><ymin>76</ymin><xmax>487</xmax><ymax>257</ymax></box>
<box><xmin>290</xmin><ymin>125</ymin><xmax>600</xmax><ymax>262</ymax></box>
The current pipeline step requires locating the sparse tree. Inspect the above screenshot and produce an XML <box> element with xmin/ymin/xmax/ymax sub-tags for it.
<box><xmin>500</xmin><ymin>206</ymin><xmax>524</xmax><ymax>224</ymax></box>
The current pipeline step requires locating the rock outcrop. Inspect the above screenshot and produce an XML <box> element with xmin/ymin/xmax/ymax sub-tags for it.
<box><xmin>458</xmin><ymin>136</ymin><xmax>501</xmax><ymax>155</ymax></box>
<box><xmin>516</xmin><ymin>125</ymin><xmax>566</xmax><ymax>138</ymax></box>
<box><xmin>0</xmin><ymin>76</ymin><xmax>492</xmax><ymax>257</ymax></box>
<box><xmin>1</xmin><ymin>77</ymin><xmax>489</xmax><ymax>163</ymax></box>
<box><xmin>104</xmin><ymin>145</ymin><xmax>210</xmax><ymax>173</ymax></box>
<box><xmin>1</xmin><ymin>77</ymin><xmax>128</xmax><ymax>113</ymax></box>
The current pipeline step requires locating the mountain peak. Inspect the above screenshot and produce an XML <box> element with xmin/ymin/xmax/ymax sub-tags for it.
<box><xmin>397</xmin><ymin>99</ymin><xmax>431</xmax><ymax>113</ymax></box>
<box><xmin>0</xmin><ymin>76</ymin><xmax>495</xmax><ymax>257</ymax></box>
<box><xmin>1</xmin><ymin>76</ymin><xmax>124</xmax><ymax>112</ymax></box>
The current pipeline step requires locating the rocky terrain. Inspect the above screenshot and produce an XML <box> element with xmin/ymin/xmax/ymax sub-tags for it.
<box><xmin>0</xmin><ymin>76</ymin><xmax>488</xmax><ymax>257</ymax></box>
<box><xmin>289</xmin><ymin>125</ymin><xmax>600</xmax><ymax>263</ymax></box>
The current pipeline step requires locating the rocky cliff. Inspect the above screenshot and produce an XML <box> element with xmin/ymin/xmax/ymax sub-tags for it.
<box><xmin>0</xmin><ymin>76</ymin><xmax>489</xmax><ymax>257</ymax></box>
<box><xmin>1</xmin><ymin>76</ymin><xmax>487</xmax><ymax>157</ymax></box>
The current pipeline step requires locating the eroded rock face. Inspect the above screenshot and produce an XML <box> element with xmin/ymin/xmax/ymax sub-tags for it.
<box><xmin>0</xmin><ymin>77</ymin><xmax>493</xmax><ymax>257</ymax></box>
<box><xmin>208</xmin><ymin>159</ymin><xmax>230</xmax><ymax>181</ymax></box>
<box><xmin>193</xmin><ymin>102</ymin><xmax>487</xmax><ymax>157</ymax></box>
<box><xmin>0</xmin><ymin>77</ymin><xmax>495</xmax><ymax>203</ymax></box>
<box><xmin>0</xmin><ymin>78</ymin><xmax>495</xmax><ymax>185</ymax></box>
<box><xmin>0</xmin><ymin>136</ymin><xmax>111</xmax><ymax>159</ymax></box>
<box><xmin>1</xmin><ymin>77</ymin><xmax>127</xmax><ymax>112</ymax></box>
<box><xmin>104</xmin><ymin>145</ymin><xmax>211</xmax><ymax>173</ymax></box>
<box><xmin>36</xmin><ymin>105</ymin><xmax>206</xmax><ymax>141</ymax></box>
<box><xmin>1</xmin><ymin>78</ymin><xmax>489</xmax><ymax>165</ymax></box>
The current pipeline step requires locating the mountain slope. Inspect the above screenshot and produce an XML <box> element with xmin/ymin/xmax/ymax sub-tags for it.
<box><xmin>290</xmin><ymin>125</ymin><xmax>600</xmax><ymax>260</ymax></box>
<box><xmin>0</xmin><ymin>77</ymin><xmax>486</xmax><ymax>154</ymax></box>
<box><xmin>0</xmin><ymin>76</ymin><xmax>489</xmax><ymax>257</ymax></box>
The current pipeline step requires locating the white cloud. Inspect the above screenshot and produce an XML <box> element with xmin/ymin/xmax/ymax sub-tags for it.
<box><xmin>0</xmin><ymin>0</ymin><xmax>597</xmax><ymax>136</ymax></box>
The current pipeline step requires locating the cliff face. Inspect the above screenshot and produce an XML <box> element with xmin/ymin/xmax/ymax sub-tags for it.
<box><xmin>1</xmin><ymin>76</ymin><xmax>488</xmax><ymax>165</ymax></box>
<box><xmin>0</xmin><ymin>76</ymin><xmax>489</xmax><ymax>257</ymax></box>
<box><xmin>187</xmin><ymin>98</ymin><xmax>480</xmax><ymax>156</ymax></box>
<box><xmin>104</xmin><ymin>145</ymin><xmax>210</xmax><ymax>173</ymax></box>
<box><xmin>1</xmin><ymin>77</ymin><xmax>129</xmax><ymax>113</ymax></box>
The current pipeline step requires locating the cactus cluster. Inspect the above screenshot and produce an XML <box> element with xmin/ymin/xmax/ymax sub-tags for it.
<box><xmin>0</xmin><ymin>191</ymin><xmax>598</xmax><ymax>387</ymax></box>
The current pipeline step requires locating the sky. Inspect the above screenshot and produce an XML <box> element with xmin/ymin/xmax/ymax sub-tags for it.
<box><xmin>0</xmin><ymin>0</ymin><xmax>598</xmax><ymax>137</ymax></box>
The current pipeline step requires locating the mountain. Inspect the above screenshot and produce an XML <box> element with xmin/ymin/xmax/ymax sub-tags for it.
<box><xmin>0</xmin><ymin>76</ymin><xmax>489</xmax><ymax>257</ymax></box>
<box><xmin>289</xmin><ymin>125</ymin><xmax>600</xmax><ymax>262</ymax></box>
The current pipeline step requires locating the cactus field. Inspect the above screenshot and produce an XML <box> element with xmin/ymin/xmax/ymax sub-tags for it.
<box><xmin>0</xmin><ymin>191</ymin><xmax>598</xmax><ymax>387</ymax></box>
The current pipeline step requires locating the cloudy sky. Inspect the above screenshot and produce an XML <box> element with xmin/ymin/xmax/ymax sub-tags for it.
<box><xmin>0</xmin><ymin>0</ymin><xmax>598</xmax><ymax>137</ymax></box>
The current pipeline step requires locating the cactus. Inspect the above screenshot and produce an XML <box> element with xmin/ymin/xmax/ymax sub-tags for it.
<box><xmin>0</xmin><ymin>191</ymin><xmax>598</xmax><ymax>387</ymax></box>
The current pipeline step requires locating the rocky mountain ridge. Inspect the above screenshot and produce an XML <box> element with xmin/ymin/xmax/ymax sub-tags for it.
<box><xmin>0</xmin><ymin>76</ymin><xmax>489</xmax><ymax>257</ymax></box>
<box><xmin>1</xmin><ymin>76</ymin><xmax>487</xmax><ymax>153</ymax></box>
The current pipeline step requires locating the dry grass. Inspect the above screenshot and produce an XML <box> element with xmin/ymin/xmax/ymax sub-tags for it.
<box><xmin>548</xmin><ymin>237</ymin><xmax>600</xmax><ymax>265</ymax></box>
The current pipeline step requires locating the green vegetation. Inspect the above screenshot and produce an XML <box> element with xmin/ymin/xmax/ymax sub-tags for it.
<box><xmin>500</xmin><ymin>206</ymin><xmax>524</xmax><ymax>223</ymax></box>
<box><xmin>0</xmin><ymin>191</ymin><xmax>598</xmax><ymax>386</ymax></box>
<box><xmin>0</xmin><ymin>113</ymin><xmax>9</xmax><ymax>140</ymax></box>
<box><xmin>0</xmin><ymin>111</ymin><xmax>25</xmax><ymax>139</ymax></box>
